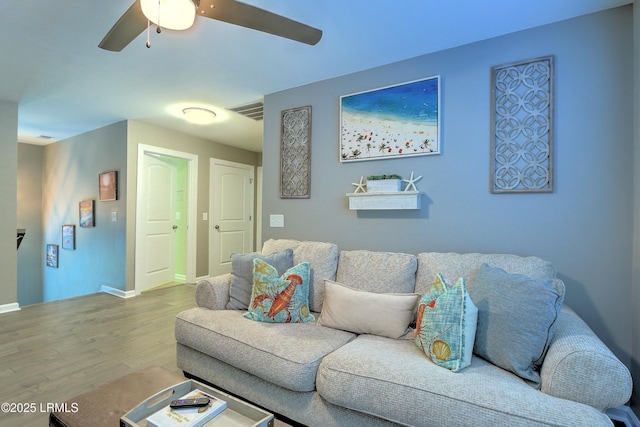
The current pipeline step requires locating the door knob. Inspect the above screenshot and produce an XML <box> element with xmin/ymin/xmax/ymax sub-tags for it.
<box><xmin>214</xmin><ymin>225</ymin><xmax>220</xmax><ymax>231</ymax></box>
<box><xmin>172</xmin><ymin>225</ymin><xmax>178</xmax><ymax>230</ymax></box>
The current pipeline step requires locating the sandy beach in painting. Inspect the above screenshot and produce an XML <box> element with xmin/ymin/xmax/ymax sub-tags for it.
<box><xmin>340</xmin><ymin>110</ymin><xmax>439</xmax><ymax>161</ymax></box>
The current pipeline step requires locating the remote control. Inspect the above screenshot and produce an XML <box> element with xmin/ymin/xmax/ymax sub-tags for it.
<box><xmin>170</xmin><ymin>397</ymin><xmax>211</xmax><ymax>409</ymax></box>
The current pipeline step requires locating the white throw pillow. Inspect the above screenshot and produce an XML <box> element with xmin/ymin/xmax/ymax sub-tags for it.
<box><xmin>317</xmin><ymin>280</ymin><xmax>420</xmax><ymax>339</ymax></box>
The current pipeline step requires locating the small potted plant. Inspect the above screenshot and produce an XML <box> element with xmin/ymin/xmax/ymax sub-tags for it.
<box><xmin>366</xmin><ymin>174</ymin><xmax>402</xmax><ymax>193</ymax></box>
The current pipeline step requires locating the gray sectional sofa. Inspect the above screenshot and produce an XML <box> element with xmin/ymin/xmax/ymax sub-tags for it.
<box><xmin>175</xmin><ymin>239</ymin><xmax>632</xmax><ymax>426</ymax></box>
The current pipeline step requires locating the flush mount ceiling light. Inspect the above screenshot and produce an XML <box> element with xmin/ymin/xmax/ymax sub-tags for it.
<box><xmin>182</xmin><ymin>107</ymin><xmax>217</xmax><ymax>125</ymax></box>
<box><xmin>140</xmin><ymin>0</ymin><xmax>196</xmax><ymax>31</ymax></box>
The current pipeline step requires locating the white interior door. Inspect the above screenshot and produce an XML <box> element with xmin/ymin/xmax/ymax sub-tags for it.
<box><xmin>137</xmin><ymin>153</ymin><xmax>177</xmax><ymax>291</ymax></box>
<box><xmin>210</xmin><ymin>159</ymin><xmax>254</xmax><ymax>276</ymax></box>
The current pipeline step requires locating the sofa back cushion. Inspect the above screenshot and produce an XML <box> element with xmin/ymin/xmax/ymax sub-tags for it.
<box><xmin>336</xmin><ymin>250</ymin><xmax>417</xmax><ymax>294</ymax></box>
<box><xmin>262</xmin><ymin>239</ymin><xmax>339</xmax><ymax>312</ymax></box>
<box><xmin>415</xmin><ymin>252</ymin><xmax>556</xmax><ymax>296</ymax></box>
<box><xmin>226</xmin><ymin>249</ymin><xmax>294</xmax><ymax>310</ymax></box>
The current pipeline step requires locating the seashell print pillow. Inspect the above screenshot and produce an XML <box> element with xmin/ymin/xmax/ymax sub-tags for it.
<box><xmin>415</xmin><ymin>274</ymin><xmax>478</xmax><ymax>372</ymax></box>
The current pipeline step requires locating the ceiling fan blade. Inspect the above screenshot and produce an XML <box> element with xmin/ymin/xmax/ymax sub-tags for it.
<box><xmin>197</xmin><ymin>0</ymin><xmax>322</xmax><ymax>45</ymax></box>
<box><xmin>99</xmin><ymin>1</ymin><xmax>148</xmax><ymax>51</ymax></box>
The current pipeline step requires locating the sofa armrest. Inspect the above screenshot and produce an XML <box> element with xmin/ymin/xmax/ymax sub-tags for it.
<box><xmin>194</xmin><ymin>273</ymin><xmax>231</xmax><ymax>310</ymax></box>
<box><xmin>540</xmin><ymin>306</ymin><xmax>632</xmax><ymax>411</ymax></box>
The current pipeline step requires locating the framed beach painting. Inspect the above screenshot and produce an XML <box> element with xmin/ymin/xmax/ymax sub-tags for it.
<box><xmin>79</xmin><ymin>199</ymin><xmax>95</xmax><ymax>228</ymax></box>
<box><xmin>46</xmin><ymin>244</ymin><xmax>58</xmax><ymax>268</ymax></box>
<box><xmin>99</xmin><ymin>171</ymin><xmax>118</xmax><ymax>201</ymax></box>
<box><xmin>340</xmin><ymin>76</ymin><xmax>440</xmax><ymax>162</ymax></box>
<box><xmin>62</xmin><ymin>224</ymin><xmax>75</xmax><ymax>250</ymax></box>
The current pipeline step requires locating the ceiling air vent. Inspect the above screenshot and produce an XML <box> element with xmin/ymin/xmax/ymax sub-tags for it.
<box><xmin>227</xmin><ymin>101</ymin><xmax>263</xmax><ymax>121</ymax></box>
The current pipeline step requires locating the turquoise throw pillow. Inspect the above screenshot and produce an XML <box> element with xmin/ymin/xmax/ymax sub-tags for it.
<box><xmin>244</xmin><ymin>260</ymin><xmax>314</xmax><ymax>323</ymax></box>
<box><xmin>415</xmin><ymin>274</ymin><xmax>478</xmax><ymax>372</ymax></box>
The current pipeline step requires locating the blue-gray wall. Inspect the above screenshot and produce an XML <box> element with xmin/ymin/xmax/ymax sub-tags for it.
<box><xmin>263</xmin><ymin>6</ymin><xmax>634</xmax><ymax>371</ymax></box>
<box><xmin>41</xmin><ymin>122</ymin><xmax>128</xmax><ymax>301</ymax></box>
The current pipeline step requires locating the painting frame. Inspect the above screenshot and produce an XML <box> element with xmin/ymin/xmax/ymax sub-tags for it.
<box><xmin>46</xmin><ymin>244</ymin><xmax>58</xmax><ymax>268</ymax></box>
<box><xmin>340</xmin><ymin>75</ymin><xmax>441</xmax><ymax>162</ymax></box>
<box><xmin>490</xmin><ymin>56</ymin><xmax>554</xmax><ymax>193</ymax></box>
<box><xmin>79</xmin><ymin>199</ymin><xmax>95</xmax><ymax>228</ymax></box>
<box><xmin>99</xmin><ymin>170</ymin><xmax>118</xmax><ymax>201</ymax></box>
<box><xmin>280</xmin><ymin>105</ymin><xmax>312</xmax><ymax>199</ymax></box>
<box><xmin>62</xmin><ymin>224</ymin><xmax>75</xmax><ymax>250</ymax></box>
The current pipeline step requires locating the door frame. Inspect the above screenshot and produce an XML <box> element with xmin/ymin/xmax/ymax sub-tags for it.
<box><xmin>209</xmin><ymin>158</ymin><xmax>255</xmax><ymax>277</ymax></box>
<box><xmin>135</xmin><ymin>144</ymin><xmax>198</xmax><ymax>294</ymax></box>
<box><xmin>256</xmin><ymin>166</ymin><xmax>263</xmax><ymax>252</ymax></box>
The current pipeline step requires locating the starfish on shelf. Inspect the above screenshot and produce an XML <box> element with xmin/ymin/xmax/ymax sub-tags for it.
<box><xmin>403</xmin><ymin>171</ymin><xmax>423</xmax><ymax>192</ymax></box>
<box><xmin>351</xmin><ymin>176</ymin><xmax>367</xmax><ymax>193</ymax></box>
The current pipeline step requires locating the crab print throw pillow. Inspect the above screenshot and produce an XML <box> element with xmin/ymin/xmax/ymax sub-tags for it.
<box><xmin>244</xmin><ymin>259</ymin><xmax>314</xmax><ymax>323</ymax></box>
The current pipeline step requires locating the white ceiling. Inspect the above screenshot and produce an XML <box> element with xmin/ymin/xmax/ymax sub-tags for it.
<box><xmin>0</xmin><ymin>0</ymin><xmax>630</xmax><ymax>152</ymax></box>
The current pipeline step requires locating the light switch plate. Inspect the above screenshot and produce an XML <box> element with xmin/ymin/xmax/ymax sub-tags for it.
<box><xmin>270</xmin><ymin>214</ymin><xmax>284</xmax><ymax>228</ymax></box>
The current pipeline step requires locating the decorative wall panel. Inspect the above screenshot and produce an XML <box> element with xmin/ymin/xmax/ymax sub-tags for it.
<box><xmin>280</xmin><ymin>106</ymin><xmax>311</xmax><ymax>198</ymax></box>
<box><xmin>491</xmin><ymin>56</ymin><xmax>554</xmax><ymax>193</ymax></box>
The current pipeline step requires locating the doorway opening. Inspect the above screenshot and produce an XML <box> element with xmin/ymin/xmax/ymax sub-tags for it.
<box><xmin>135</xmin><ymin>144</ymin><xmax>198</xmax><ymax>294</ymax></box>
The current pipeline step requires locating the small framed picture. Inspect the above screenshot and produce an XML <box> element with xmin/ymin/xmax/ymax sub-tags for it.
<box><xmin>79</xmin><ymin>199</ymin><xmax>95</xmax><ymax>228</ymax></box>
<box><xmin>99</xmin><ymin>171</ymin><xmax>118</xmax><ymax>201</ymax></box>
<box><xmin>62</xmin><ymin>224</ymin><xmax>75</xmax><ymax>250</ymax></box>
<box><xmin>46</xmin><ymin>244</ymin><xmax>58</xmax><ymax>268</ymax></box>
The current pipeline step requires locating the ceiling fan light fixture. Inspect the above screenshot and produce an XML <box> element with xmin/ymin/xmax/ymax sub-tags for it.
<box><xmin>140</xmin><ymin>0</ymin><xmax>196</xmax><ymax>30</ymax></box>
<box><xmin>183</xmin><ymin>107</ymin><xmax>217</xmax><ymax>125</ymax></box>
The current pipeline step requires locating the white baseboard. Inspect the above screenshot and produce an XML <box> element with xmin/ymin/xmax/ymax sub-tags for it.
<box><xmin>101</xmin><ymin>285</ymin><xmax>136</xmax><ymax>299</ymax></box>
<box><xmin>174</xmin><ymin>274</ymin><xmax>187</xmax><ymax>282</ymax></box>
<box><xmin>607</xmin><ymin>405</ymin><xmax>640</xmax><ymax>427</ymax></box>
<box><xmin>0</xmin><ymin>302</ymin><xmax>20</xmax><ymax>314</ymax></box>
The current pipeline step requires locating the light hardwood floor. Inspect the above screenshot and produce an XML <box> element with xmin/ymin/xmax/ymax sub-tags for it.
<box><xmin>0</xmin><ymin>284</ymin><xmax>197</xmax><ymax>426</ymax></box>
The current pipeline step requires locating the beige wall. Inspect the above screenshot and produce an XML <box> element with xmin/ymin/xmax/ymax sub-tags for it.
<box><xmin>125</xmin><ymin>120</ymin><xmax>260</xmax><ymax>290</ymax></box>
<box><xmin>0</xmin><ymin>100</ymin><xmax>18</xmax><ymax>309</ymax></box>
<box><xmin>17</xmin><ymin>143</ymin><xmax>44</xmax><ymax>305</ymax></box>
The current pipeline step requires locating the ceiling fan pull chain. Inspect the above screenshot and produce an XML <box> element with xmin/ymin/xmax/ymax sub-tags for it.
<box><xmin>146</xmin><ymin>19</ymin><xmax>151</xmax><ymax>48</ymax></box>
<box><xmin>156</xmin><ymin>0</ymin><xmax>162</xmax><ymax>34</ymax></box>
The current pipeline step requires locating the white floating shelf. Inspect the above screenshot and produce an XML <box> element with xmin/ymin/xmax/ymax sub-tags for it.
<box><xmin>346</xmin><ymin>191</ymin><xmax>422</xmax><ymax>210</ymax></box>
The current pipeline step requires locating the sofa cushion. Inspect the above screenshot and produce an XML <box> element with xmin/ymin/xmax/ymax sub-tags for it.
<box><xmin>415</xmin><ymin>274</ymin><xmax>477</xmax><ymax>372</ymax></box>
<box><xmin>470</xmin><ymin>264</ymin><xmax>565</xmax><ymax>387</ymax></box>
<box><xmin>175</xmin><ymin>308</ymin><xmax>355</xmax><ymax>392</ymax></box>
<box><xmin>336</xmin><ymin>250</ymin><xmax>417</xmax><ymax>293</ymax></box>
<box><xmin>317</xmin><ymin>280</ymin><xmax>419</xmax><ymax>339</ymax></box>
<box><xmin>316</xmin><ymin>335</ymin><xmax>612</xmax><ymax>427</ymax></box>
<box><xmin>415</xmin><ymin>252</ymin><xmax>556</xmax><ymax>296</ymax></box>
<box><xmin>262</xmin><ymin>239</ymin><xmax>339</xmax><ymax>312</ymax></box>
<box><xmin>244</xmin><ymin>260</ymin><xmax>314</xmax><ymax>323</ymax></box>
<box><xmin>226</xmin><ymin>249</ymin><xmax>294</xmax><ymax>310</ymax></box>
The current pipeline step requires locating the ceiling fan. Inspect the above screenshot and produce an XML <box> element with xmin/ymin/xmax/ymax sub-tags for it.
<box><xmin>99</xmin><ymin>0</ymin><xmax>323</xmax><ymax>52</ymax></box>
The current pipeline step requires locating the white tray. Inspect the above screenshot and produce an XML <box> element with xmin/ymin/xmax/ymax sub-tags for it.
<box><xmin>120</xmin><ymin>379</ymin><xmax>274</xmax><ymax>427</ymax></box>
